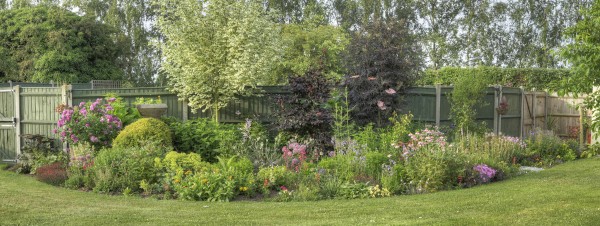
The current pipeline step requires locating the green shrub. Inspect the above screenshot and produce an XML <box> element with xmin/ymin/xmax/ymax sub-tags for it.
<box><xmin>92</xmin><ymin>143</ymin><xmax>169</xmax><ymax>194</ymax></box>
<box><xmin>154</xmin><ymin>151</ymin><xmax>211</xmax><ymax>195</ymax></box>
<box><xmin>317</xmin><ymin>174</ymin><xmax>341</xmax><ymax>199</ymax></box>
<box><xmin>155</xmin><ymin>152</ymin><xmax>243</xmax><ymax>201</ymax></box>
<box><xmin>65</xmin><ymin>142</ymin><xmax>95</xmax><ymax>190</ymax></box>
<box><xmin>317</xmin><ymin>155</ymin><xmax>358</xmax><ymax>183</ymax></box>
<box><xmin>226</xmin><ymin>119</ymin><xmax>282</xmax><ymax>168</ymax></box>
<box><xmin>522</xmin><ymin>129</ymin><xmax>578</xmax><ymax>167</ymax></box>
<box><xmin>365</xmin><ymin>152</ymin><xmax>388</xmax><ymax>181</ymax></box>
<box><xmin>257</xmin><ymin>166</ymin><xmax>295</xmax><ymax>192</ymax></box>
<box><xmin>15</xmin><ymin>134</ymin><xmax>66</xmax><ymax>174</ymax></box>
<box><xmin>216</xmin><ymin>156</ymin><xmax>256</xmax><ymax>197</ymax></box>
<box><xmin>404</xmin><ymin>145</ymin><xmax>468</xmax><ymax>193</ymax></box>
<box><xmin>338</xmin><ymin>182</ymin><xmax>370</xmax><ymax>199</ymax></box>
<box><xmin>112</xmin><ymin>118</ymin><xmax>172</xmax><ymax>149</ymax></box>
<box><xmin>177</xmin><ymin>168</ymin><xmax>236</xmax><ymax>202</ymax></box>
<box><xmin>381</xmin><ymin>164</ymin><xmax>408</xmax><ymax>194</ymax></box>
<box><xmin>169</xmin><ymin>118</ymin><xmax>240</xmax><ymax>162</ymax></box>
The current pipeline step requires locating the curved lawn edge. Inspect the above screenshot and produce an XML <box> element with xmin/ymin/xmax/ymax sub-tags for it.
<box><xmin>1</xmin><ymin>158</ymin><xmax>600</xmax><ymax>225</ymax></box>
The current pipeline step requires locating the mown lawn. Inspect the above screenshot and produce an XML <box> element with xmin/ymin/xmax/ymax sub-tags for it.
<box><xmin>1</xmin><ymin>158</ymin><xmax>599</xmax><ymax>225</ymax></box>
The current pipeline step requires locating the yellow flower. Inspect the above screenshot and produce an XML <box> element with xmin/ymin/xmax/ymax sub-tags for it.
<box><xmin>174</xmin><ymin>179</ymin><xmax>180</xmax><ymax>184</ymax></box>
<box><xmin>201</xmin><ymin>179</ymin><xmax>209</xmax><ymax>184</ymax></box>
<box><xmin>239</xmin><ymin>186</ymin><xmax>248</xmax><ymax>192</ymax></box>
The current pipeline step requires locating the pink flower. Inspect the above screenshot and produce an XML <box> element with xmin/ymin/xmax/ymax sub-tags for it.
<box><xmin>107</xmin><ymin>97</ymin><xmax>116</xmax><ymax>103</ymax></box>
<box><xmin>90</xmin><ymin>136</ymin><xmax>99</xmax><ymax>143</ymax></box>
<box><xmin>377</xmin><ymin>100</ymin><xmax>387</xmax><ymax>110</ymax></box>
<box><xmin>385</xmin><ymin>88</ymin><xmax>396</xmax><ymax>94</ymax></box>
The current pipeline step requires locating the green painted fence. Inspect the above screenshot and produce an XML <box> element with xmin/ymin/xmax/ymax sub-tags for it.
<box><xmin>0</xmin><ymin>84</ymin><xmax>524</xmax><ymax>163</ymax></box>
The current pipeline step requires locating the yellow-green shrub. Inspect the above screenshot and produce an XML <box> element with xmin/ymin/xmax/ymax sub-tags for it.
<box><xmin>113</xmin><ymin>118</ymin><xmax>172</xmax><ymax>149</ymax></box>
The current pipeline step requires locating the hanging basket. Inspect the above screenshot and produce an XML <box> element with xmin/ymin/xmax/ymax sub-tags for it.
<box><xmin>136</xmin><ymin>104</ymin><xmax>168</xmax><ymax>118</ymax></box>
<box><xmin>496</xmin><ymin>107</ymin><xmax>508</xmax><ymax>115</ymax></box>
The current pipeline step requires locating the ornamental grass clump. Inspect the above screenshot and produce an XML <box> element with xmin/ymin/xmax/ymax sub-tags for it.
<box><xmin>54</xmin><ymin>98</ymin><xmax>122</xmax><ymax>149</ymax></box>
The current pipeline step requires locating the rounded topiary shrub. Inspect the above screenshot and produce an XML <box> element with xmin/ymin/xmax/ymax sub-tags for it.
<box><xmin>113</xmin><ymin>118</ymin><xmax>172</xmax><ymax>149</ymax></box>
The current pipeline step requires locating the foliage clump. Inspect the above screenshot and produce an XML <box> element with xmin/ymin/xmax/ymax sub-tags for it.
<box><xmin>93</xmin><ymin>143</ymin><xmax>169</xmax><ymax>194</ymax></box>
<box><xmin>0</xmin><ymin>6</ymin><xmax>125</xmax><ymax>83</ymax></box>
<box><xmin>112</xmin><ymin>118</ymin><xmax>172</xmax><ymax>149</ymax></box>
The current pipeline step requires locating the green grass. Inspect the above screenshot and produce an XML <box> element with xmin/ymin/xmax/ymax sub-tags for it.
<box><xmin>1</xmin><ymin>158</ymin><xmax>600</xmax><ymax>225</ymax></box>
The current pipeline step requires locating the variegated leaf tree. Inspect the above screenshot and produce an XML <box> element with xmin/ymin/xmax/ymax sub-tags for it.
<box><xmin>155</xmin><ymin>0</ymin><xmax>281</xmax><ymax>122</ymax></box>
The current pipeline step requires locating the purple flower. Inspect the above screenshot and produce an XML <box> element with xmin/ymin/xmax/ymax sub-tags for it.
<box><xmin>79</xmin><ymin>102</ymin><xmax>86</xmax><ymax>108</ymax></box>
<box><xmin>52</xmin><ymin>128</ymin><xmax>57</xmax><ymax>134</ymax></box>
<box><xmin>473</xmin><ymin>164</ymin><xmax>496</xmax><ymax>183</ymax></box>
<box><xmin>70</xmin><ymin>134</ymin><xmax>79</xmax><ymax>143</ymax></box>
<box><xmin>107</xmin><ymin>97</ymin><xmax>116</xmax><ymax>103</ymax></box>
<box><xmin>85</xmin><ymin>123</ymin><xmax>90</xmax><ymax>128</ymax></box>
<box><xmin>79</xmin><ymin>108</ymin><xmax>87</xmax><ymax>116</ymax></box>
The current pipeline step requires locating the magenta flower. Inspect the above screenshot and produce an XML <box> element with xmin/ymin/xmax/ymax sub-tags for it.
<box><xmin>79</xmin><ymin>108</ymin><xmax>87</xmax><ymax>116</ymax></box>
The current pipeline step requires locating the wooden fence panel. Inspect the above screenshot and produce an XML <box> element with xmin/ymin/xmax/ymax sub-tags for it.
<box><xmin>500</xmin><ymin>87</ymin><xmax>523</xmax><ymax>137</ymax></box>
<box><xmin>71</xmin><ymin>88</ymin><xmax>184</xmax><ymax>120</ymax></box>
<box><xmin>2</xmin><ymin>83</ymin><xmax>590</xmax><ymax>160</ymax></box>
<box><xmin>19</xmin><ymin>87</ymin><xmax>63</xmax><ymax>149</ymax></box>
<box><xmin>403</xmin><ymin>87</ymin><xmax>437</xmax><ymax>122</ymax></box>
<box><xmin>523</xmin><ymin>92</ymin><xmax>587</xmax><ymax>139</ymax></box>
<box><xmin>0</xmin><ymin>87</ymin><xmax>16</xmax><ymax>161</ymax></box>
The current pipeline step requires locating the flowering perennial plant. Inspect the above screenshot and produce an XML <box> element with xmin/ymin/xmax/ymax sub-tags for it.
<box><xmin>54</xmin><ymin>98</ymin><xmax>122</xmax><ymax>148</ymax></box>
<box><xmin>473</xmin><ymin>164</ymin><xmax>496</xmax><ymax>183</ymax></box>
<box><xmin>282</xmin><ymin>142</ymin><xmax>308</xmax><ymax>172</ymax></box>
<box><xmin>501</xmin><ymin>136</ymin><xmax>527</xmax><ymax>149</ymax></box>
<box><xmin>400</xmin><ymin>127</ymin><xmax>447</xmax><ymax>157</ymax></box>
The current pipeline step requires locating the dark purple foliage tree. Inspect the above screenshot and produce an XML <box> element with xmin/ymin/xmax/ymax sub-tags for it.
<box><xmin>275</xmin><ymin>69</ymin><xmax>333</xmax><ymax>155</ymax></box>
<box><xmin>344</xmin><ymin>19</ymin><xmax>422</xmax><ymax>126</ymax></box>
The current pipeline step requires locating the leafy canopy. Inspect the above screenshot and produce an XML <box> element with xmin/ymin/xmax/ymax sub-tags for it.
<box><xmin>561</xmin><ymin>0</ymin><xmax>600</xmax><ymax>137</ymax></box>
<box><xmin>0</xmin><ymin>6</ymin><xmax>125</xmax><ymax>83</ymax></box>
<box><xmin>155</xmin><ymin>0</ymin><xmax>281</xmax><ymax>122</ymax></box>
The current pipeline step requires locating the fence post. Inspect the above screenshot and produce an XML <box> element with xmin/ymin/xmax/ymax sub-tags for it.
<box><xmin>435</xmin><ymin>84</ymin><xmax>441</xmax><ymax>127</ymax></box>
<box><xmin>544</xmin><ymin>92</ymin><xmax>549</xmax><ymax>130</ymax></box>
<box><xmin>531</xmin><ymin>91</ymin><xmax>537</xmax><ymax>131</ymax></box>
<box><xmin>61</xmin><ymin>84</ymin><xmax>72</xmax><ymax>107</ymax></box>
<box><xmin>580</xmin><ymin>107</ymin><xmax>585</xmax><ymax>149</ymax></box>
<box><xmin>493</xmin><ymin>85</ymin><xmax>499</xmax><ymax>135</ymax></box>
<box><xmin>498</xmin><ymin>86</ymin><xmax>503</xmax><ymax>135</ymax></box>
<box><xmin>520</xmin><ymin>87</ymin><xmax>525</xmax><ymax>139</ymax></box>
<box><xmin>13</xmin><ymin>85</ymin><xmax>21</xmax><ymax>158</ymax></box>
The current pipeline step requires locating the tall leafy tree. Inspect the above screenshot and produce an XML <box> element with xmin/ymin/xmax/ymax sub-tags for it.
<box><xmin>155</xmin><ymin>0</ymin><xmax>281</xmax><ymax>122</ymax></box>
<box><xmin>344</xmin><ymin>19</ymin><xmax>422</xmax><ymax>126</ymax></box>
<box><xmin>561</xmin><ymin>0</ymin><xmax>600</xmax><ymax>136</ymax></box>
<box><xmin>273</xmin><ymin>22</ymin><xmax>349</xmax><ymax>84</ymax></box>
<box><xmin>67</xmin><ymin>0</ymin><xmax>160</xmax><ymax>86</ymax></box>
<box><xmin>0</xmin><ymin>6</ymin><xmax>125</xmax><ymax>83</ymax></box>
